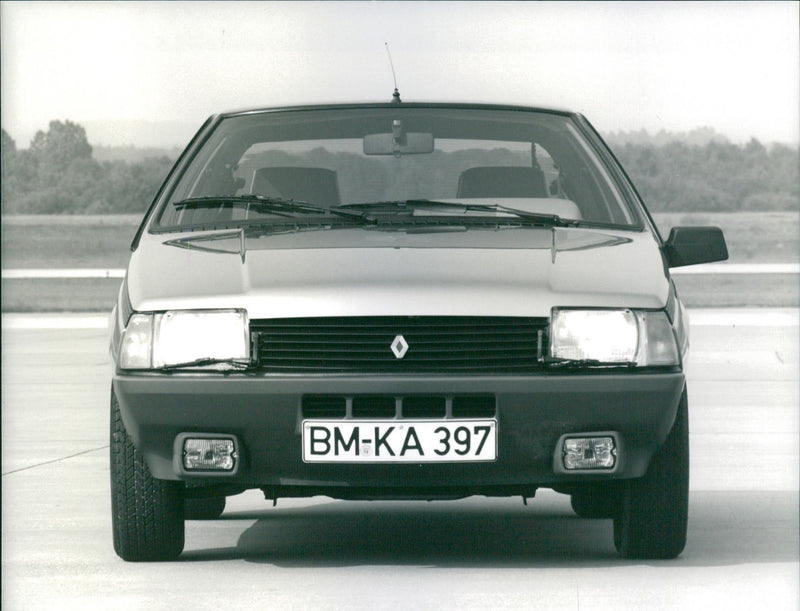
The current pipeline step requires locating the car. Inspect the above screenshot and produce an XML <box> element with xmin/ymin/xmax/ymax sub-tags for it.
<box><xmin>109</xmin><ymin>100</ymin><xmax>728</xmax><ymax>561</ymax></box>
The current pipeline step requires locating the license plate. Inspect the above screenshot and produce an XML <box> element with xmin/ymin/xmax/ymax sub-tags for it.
<box><xmin>302</xmin><ymin>419</ymin><xmax>497</xmax><ymax>463</ymax></box>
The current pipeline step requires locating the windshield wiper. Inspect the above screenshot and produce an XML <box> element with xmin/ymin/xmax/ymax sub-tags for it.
<box><xmin>157</xmin><ymin>357</ymin><xmax>250</xmax><ymax>371</ymax></box>
<box><xmin>338</xmin><ymin>200</ymin><xmax>579</xmax><ymax>227</ymax></box>
<box><xmin>546</xmin><ymin>357</ymin><xmax>635</xmax><ymax>369</ymax></box>
<box><xmin>173</xmin><ymin>195</ymin><xmax>375</xmax><ymax>223</ymax></box>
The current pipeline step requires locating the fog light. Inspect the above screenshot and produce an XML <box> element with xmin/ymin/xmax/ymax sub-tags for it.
<box><xmin>563</xmin><ymin>437</ymin><xmax>616</xmax><ymax>470</ymax></box>
<box><xmin>183</xmin><ymin>438</ymin><xmax>237</xmax><ymax>471</ymax></box>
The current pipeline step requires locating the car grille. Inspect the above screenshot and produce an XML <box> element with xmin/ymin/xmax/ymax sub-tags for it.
<box><xmin>302</xmin><ymin>394</ymin><xmax>497</xmax><ymax>419</ymax></box>
<box><xmin>250</xmin><ymin>316</ymin><xmax>548</xmax><ymax>374</ymax></box>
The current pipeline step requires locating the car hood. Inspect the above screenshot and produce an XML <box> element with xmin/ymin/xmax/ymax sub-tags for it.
<box><xmin>127</xmin><ymin>226</ymin><xmax>670</xmax><ymax>318</ymax></box>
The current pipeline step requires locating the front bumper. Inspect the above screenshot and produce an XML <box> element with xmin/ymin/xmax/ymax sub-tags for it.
<box><xmin>113</xmin><ymin>371</ymin><xmax>685</xmax><ymax>496</ymax></box>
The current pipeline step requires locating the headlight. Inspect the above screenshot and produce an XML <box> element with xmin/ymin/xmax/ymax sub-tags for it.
<box><xmin>119</xmin><ymin>309</ymin><xmax>249</xmax><ymax>369</ymax></box>
<box><xmin>550</xmin><ymin>308</ymin><xmax>679</xmax><ymax>367</ymax></box>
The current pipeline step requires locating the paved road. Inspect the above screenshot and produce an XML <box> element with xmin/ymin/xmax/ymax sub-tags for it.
<box><xmin>2</xmin><ymin>310</ymin><xmax>798</xmax><ymax>610</ymax></box>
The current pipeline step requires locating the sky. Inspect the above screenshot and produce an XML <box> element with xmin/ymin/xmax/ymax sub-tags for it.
<box><xmin>1</xmin><ymin>1</ymin><xmax>798</xmax><ymax>147</ymax></box>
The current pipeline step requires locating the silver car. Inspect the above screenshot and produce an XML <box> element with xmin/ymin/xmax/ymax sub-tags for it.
<box><xmin>109</xmin><ymin>102</ymin><xmax>728</xmax><ymax>561</ymax></box>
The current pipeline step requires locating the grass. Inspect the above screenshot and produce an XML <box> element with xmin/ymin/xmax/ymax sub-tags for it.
<box><xmin>672</xmin><ymin>274</ymin><xmax>799</xmax><ymax>308</ymax></box>
<box><xmin>1</xmin><ymin>279</ymin><xmax>120</xmax><ymax>313</ymax></box>
<box><xmin>1</xmin><ymin>216</ymin><xmax>140</xmax><ymax>268</ymax></box>
<box><xmin>650</xmin><ymin>211</ymin><xmax>800</xmax><ymax>263</ymax></box>
<box><xmin>2</xmin><ymin>212</ymin><xmax>798</xmax><ymax>311</ymax></box>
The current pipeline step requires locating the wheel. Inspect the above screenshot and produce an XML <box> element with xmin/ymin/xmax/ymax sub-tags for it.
<box><xmin>184</xmin><ymin>495</ymin><xmax>226</xmax><ymax>520</ymax></box>
<box><xmin>613</xmin><ymin>389</ymin><xmax>689</xmax><ymax>559</ymax></box>
<box><xmin>570</xmin><ymin>485</ymin><xmax>619</xmax><ymax>519</ymax></box>
<box><xmin>110</xmin><ymin>388</ymin><xmax>185</xmax><ymax>561</ymax></box>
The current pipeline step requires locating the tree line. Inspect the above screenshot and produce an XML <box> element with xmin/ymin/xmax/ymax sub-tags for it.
<box><xmin>610</xmin><ymin>138</ymin><xmax>798</xmax><ymax>212</ymax></box>
<box><xmin>1</xmin><ymin>120</ymin><xmax>797</xmax><ymax>214</ymax></box>
<box><xmin>1</xmin><ymin>120</ymin><xmax>174</xmax><ymax>214</ymax></box>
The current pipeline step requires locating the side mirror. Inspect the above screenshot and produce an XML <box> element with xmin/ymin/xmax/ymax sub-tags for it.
<box><xmin>664</xmin><ymin>226</ymin><xmax>729</xmax><ymax>268</ymax></box>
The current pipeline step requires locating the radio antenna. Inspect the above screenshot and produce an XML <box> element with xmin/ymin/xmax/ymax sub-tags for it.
<box><xmin>385</xmin><ymin>42</ymin><xmax>401</xmax><ymax>103</ymax></box>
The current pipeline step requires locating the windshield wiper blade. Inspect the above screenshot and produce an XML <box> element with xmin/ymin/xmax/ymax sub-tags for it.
<box><xmin>338</xmin><ymin>200</ymin><xmax>578</xmax><ymax>227</ymax></box>
<box><xmin>173</xmin><ymin>195</ymin><xmax>375</xmax><ymax>223</ymax></box>
<box><xmin>157</xmin><ymin>357</ymin><xmax>250</xmax><ymax>371</ymax></box>
<box><xmin>464</xmin><ymin>204</ymin><xmax>578</xmax><ymax>227</ymax></box>
<box><xmin>546</xmin><ymin>357</ymin><xmax>635</xmax><ymax>369</ymax></box>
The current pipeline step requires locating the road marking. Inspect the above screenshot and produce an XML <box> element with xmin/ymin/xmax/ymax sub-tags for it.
<box><xmin>2</xmin><ymin>263</ymin><xmax>798</xmax><ymax>279</ymax></box>
<box><xmin>687</xmin><ymin>308</ymin><xmax>799</xmax><ymax>327</ymax></box>
<box><xmin>2</xmin><ymin>314</ymin><xmax>110</xmax><ymax>329</ymax></box>
<box><xmin>3</xmin><ymin>309</ymin><xmax>798</xmax><ymax>330</ymax></box>
<box><xmin>2</xmin><ymin>269</ymin><xmax>125</xmax><ymax>279</ymax></box>
<box><xmin>671</xmin><ymin>263</ymin><xmax>799</xmax><ymax>275</ymax></box>
<box><xmin>1</xmin><ymin>445</ymin><xmax>110</xmax><ymax>477</ymax></box>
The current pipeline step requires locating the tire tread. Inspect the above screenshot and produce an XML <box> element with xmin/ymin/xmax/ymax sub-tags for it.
<box><xmin>110</xmin><ymin>389</ymin><xmax>184</xmax><ymax>561</ymax></box>
<box><xmin>614</xmin><ymin>389</ymin><xmax>689</xmax><ymax>559</ymax></box>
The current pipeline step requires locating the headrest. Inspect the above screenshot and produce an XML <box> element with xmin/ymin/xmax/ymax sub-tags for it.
<box><xmin>253</xmin><ymin>167</ymin><xmax>341</xmax><ymax>206</ymax></box>
<box><xmin>457</xmin><ymin>166</ymin><xmax>547</xmax><ymax>198</ymax></box>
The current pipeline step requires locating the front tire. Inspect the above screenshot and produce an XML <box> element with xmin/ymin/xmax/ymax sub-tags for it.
<box><xmin>613</xmin><ymin>388</ymin><xmax>689</xmax><ymax>559</ymax></box>
<box><xmin>110</xmin><ymin>388</ymin><xmax>185</xmax><ymax>561</ymax></box>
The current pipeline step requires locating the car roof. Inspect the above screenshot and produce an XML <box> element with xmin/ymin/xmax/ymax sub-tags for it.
<box><xmin>216</xmin><ymin>101</ymin><xmax>578</xmax><ymax>120</ymax></box>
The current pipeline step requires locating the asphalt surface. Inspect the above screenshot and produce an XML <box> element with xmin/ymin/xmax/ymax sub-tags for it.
<box><xmin>1</xmin><ymin>309</ymin><xmax>798</xmax><ymax>610</ymax></box>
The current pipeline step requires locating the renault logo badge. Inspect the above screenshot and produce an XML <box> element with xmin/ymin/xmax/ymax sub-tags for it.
<box><xmin>390</xmin><ymin>335</ymin><xmax>409</xmax><ymax>359</ymax></box>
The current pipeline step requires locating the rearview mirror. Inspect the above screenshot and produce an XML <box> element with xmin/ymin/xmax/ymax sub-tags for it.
<box><xmin>363</xmin><ymin>132</ymin><xmax>434</xmax><ymax>155</ymax></box>
<box><xmin>664</xmin><ymin>226</ymin><xmax>729</xmax><ymax>268</ymax></box>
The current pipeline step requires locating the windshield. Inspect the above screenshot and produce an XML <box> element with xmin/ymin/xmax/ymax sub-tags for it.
<box><xmin>153</xmin><ymin>106</ymin><xmax>642</xmax><ymax>232</ymax></box>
